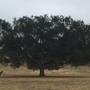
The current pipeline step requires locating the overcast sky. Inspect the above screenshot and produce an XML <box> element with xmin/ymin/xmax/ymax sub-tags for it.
<box><xmin>0</xmin><ymin>0</ymin><xmax>90</xmax><ymax>24</ymax></box>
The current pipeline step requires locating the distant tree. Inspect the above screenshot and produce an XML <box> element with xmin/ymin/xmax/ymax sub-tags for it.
<box><xmin>84</xmin><ymin>49</ymin><xmax>90</xmax><ymax>65</ymax></box>
<box><xmin>0</xmin><ymin>19</ymin><xmax>12</xmax><ymax>65</ymax></box>
<box><xmin>68</xmin><ymin>50</ymin><xmax>84</xmax><ymax>67</ymax></box>
<box><xmin>0</xmin><ymin>19</ymin><xmax>30</xmax><ymax>67</ymax></box>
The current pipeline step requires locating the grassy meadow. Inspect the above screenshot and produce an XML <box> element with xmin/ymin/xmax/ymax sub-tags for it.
<box><xmin>0</xmin><ymin>65</ymin><xmax>90</xmax><ymax>90</ymax></box>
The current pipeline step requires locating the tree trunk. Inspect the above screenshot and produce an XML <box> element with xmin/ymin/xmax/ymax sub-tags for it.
<box><xmin>39</xmin><ymin>64</ymin><xmax>45</xmax><ymax>77</ymax></box>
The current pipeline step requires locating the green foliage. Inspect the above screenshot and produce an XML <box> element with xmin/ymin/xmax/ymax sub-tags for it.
<box><xmin>11</xmin><ymin>15</ymin><xmax>68</xmax><ymax>69</ymax></box>
<box><xmin>68</xmin><ymin>50</ymin><xmax>84</xmax><ymax>67</ymax></box>
<box><xmin>0</xmin><ymin>15</ymin><xmax>90</xmax><ymax>76</ymax></box>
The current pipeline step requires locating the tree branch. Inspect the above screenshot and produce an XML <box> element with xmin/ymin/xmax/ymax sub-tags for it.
<box><xmin>27</xmin><ymin>54</ymin><xmax>41</xmax><ymax>65</ymax></box>
<box><xmin>42</xmin><ymin>59</ymin><xmax>52</xmax><ymax>64</ymax></box>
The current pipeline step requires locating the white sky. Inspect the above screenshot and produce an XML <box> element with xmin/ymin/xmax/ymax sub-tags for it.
<box><xmin>0</xmin><ymin>0</ymin><xmax>90</xmax><ymax>24</ymax></box>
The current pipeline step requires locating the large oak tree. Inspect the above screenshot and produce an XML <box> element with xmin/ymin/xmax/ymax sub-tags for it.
<box><xmin>0</xmin><ymin>15</ymin><xmax>90</xmax><ymax>76</ymax></box>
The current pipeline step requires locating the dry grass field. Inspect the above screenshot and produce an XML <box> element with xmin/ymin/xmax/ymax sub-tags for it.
<box><xmin>0</xmin><ymin>65</ymin><xmax>90</xmax><ymax>90</ymax></box>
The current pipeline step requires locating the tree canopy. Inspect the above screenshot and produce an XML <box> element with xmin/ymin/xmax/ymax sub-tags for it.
<box><xmin>0</xmin><ymin>15</ymin><xmax>90</xmax><ymax>76</ymax></box>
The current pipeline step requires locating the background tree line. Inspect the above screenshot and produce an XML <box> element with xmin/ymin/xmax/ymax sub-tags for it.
<box><xmin>0</xmin><ymin>15</ymin><xmax>90</xmax><ymax>76</ymax></box>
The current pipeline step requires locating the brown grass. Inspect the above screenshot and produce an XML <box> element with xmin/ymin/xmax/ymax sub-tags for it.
<box><xmin>0</xmin><ymin>65</ymin><xmax>90</xmax><ymax>90</ymax></box>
